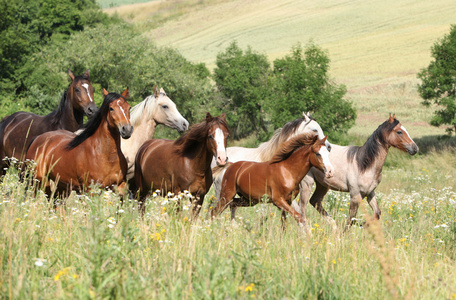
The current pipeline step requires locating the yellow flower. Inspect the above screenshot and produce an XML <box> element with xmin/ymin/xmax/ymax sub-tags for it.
<box><xmin>245</xmin><ymin>283</ymin><xmax>255</xmax><ymax>292</ymax></box>
<box><xmin>54</xmin><ymin>267</ymin><xmax>72</xmax><ymax>281</ymax></box>
<box><xmin>332</xmin><ymin>259</ymin><xmax>336</xmax><ymax>264</ymax></box>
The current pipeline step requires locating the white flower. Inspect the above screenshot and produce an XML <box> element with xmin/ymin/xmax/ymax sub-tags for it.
<box><xmin>34</xmin><ymin>258</ymin><xmax>46</xmax><ymax>267</ymax></box>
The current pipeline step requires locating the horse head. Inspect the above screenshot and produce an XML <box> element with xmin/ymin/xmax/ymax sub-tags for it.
<box><xmin>301</xmin><ymin>112</ymin><xmax>332</xmax><ymax>151</ymax></box>
<box><xmin>206</xmin><ymin>112</ymin><xmax>230</xmax><ymax>166</ymax></box>
<box><xmin>310</xmin><ymin>135</ymin><xmax>334</xmax><ymax>178</ymax></box>
<box><xmin>103</xmin><ymin>88</ymin><xmax>133</xmax><ymax>139</ymax></box>
<box><xmin>68</xmin><ymin>69</ymin><xmax>98</xmax><ymax>118</ymax></box>
<box><xmin>151</xmin><ymin>86</ymin><xmax>189</xmax><ymax>133</ymax></box>
<box><xmin>384</xmin><ymin>114</ymin><xmax>418</xmax><ymax>155</ymax></box>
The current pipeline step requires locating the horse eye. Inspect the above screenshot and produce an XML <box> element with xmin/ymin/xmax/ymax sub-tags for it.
<box><xmin>109</xmin><ymin>107</ymin><xmax>114</xmax><ymax>111</ymax></box>
<box><xmin>162</xmin><ymin>105</ymin><xmax>168</xmax><ymax>109</ymax></box>
<box><xmin>208</xmin><ymin>134</ymin><xmax>213</xmax><ymax>139</ymax></box>
<box><xmin>316</xmin><ymin>152</ymin><xmax>321</xmax><ymax>157</ymax></box>
<box><xmin>397</xmin><ymin>130</ymin><xmax>403</xmax><ymax>135</ymax></box>
<box><xmin>313</xmin><ymin>129</ymin><xmax>318</xmax><ymax>132</ymax></box>
<box><xmin>75</xmin><ymin>88</ymin><xmax>80</xmax><ymax>93</ymax></box>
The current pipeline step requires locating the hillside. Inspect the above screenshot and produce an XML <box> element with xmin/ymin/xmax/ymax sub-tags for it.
<box><xmin>105</xmin><ymin>0</ymin><xmax>456</xmax><ymax>138</ymax></box>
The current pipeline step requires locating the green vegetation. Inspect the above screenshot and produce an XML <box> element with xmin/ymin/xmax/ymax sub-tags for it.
<box><xmin>418</xmin><ymin>24</ymin><xmax>456</xmax><ymax>135</ymax></box>
<box><xmin>1</xmin><ymin>161</ymin><xmax>455</xmax><ymax>298</ymax></box>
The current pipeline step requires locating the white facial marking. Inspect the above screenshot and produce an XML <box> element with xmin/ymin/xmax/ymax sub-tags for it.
<box><xmin>214</xmin><ymin>128</ymin><xmax>226</xmax><ymax>153</ymax></box>
<box><xmin>82</xmin><ymin>83</ymin><xmax>93</xmax><ymax>102</ymax></box>
<box><xmin>318</xmin><ymin>146</ymin><xmax>333</xmax><ymax>173</ymax></box>
<box><xmin>400</xmin><ymin>125</ymin><xmax>414</xmax><ymax>141</ymax></box>
<box><xmin>117</xmin><ymin>100</ymin><xmax>129</xmax><ymax>123</ymax></box>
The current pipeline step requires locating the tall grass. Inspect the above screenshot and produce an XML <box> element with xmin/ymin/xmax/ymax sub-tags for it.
<box><xmin>1</xmin><ymin>159</ymin><xmax>455</xmax><ymax>298</ymax></box>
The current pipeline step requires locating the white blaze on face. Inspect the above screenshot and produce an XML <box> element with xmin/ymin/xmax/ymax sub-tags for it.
<box><xmin>401</xmin><ymin>125</ymin><xmax>415</xmax><ymax>143</ymax></box>
<box><xmin>117</xmin><ymin>100</ymin><xmax>129</xmax><ymax>124</ymax></box>
<box><xmin>318</xmin><ymin>146</ymin><xmax>334</xmax><ymax>178</ymax></box>
<box><xmin>82</xmin><ymin>83</ymin><xmax>93</xmax><ymax>102</ymax></box>
<box><xmin>214</xmin><ymin>128</ymin><xmax>227</xmax><ymax>165</ymax></box>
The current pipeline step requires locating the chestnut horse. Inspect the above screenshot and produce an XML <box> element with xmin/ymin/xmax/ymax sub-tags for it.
<box><xmin>0</xmin><ymin>70</ymin><xmax>97</xmax><ymax>172</ymax></box>
<box><xmin>296</xmin><ymin>114</ymin><xmax>418</xmax><ymax>231</ymax></box>
<box><xmin>26</xmin><ymin>88</ymin><xmax>132</xmax><ymax>197</ymax></box>
<box><xmin>211</xmin><ymin>134</ymin><xmax>333</xmax><ymax>232</ymax></box>
<box><xmin>135</xmin><ymin>113</ymin><xmax>229</xmax><ymax>216</ymax></box>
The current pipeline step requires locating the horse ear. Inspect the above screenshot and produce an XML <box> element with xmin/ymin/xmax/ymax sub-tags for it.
<box><xmin>320</xmin><ymin>135</ymin><xmax>328</xmax><ymax>145</ymax></box>
<box><xmin>102</xmin><ymin>88</ymin><xmax>109</xmax><ymax>97</ymax></box>
<box><xmin>160</xmin><ymin>87</ymin><xmax>166</xmax><ymax>95</ymax></box>
<box><xmin>302</xmin><ymin>112</ymin><xmax>310</xmax><ymax>122</ymax></box>
<box><xmin>388</xmin><ymin>113</ymin><xmax>394</xmax><ymax>123</ymax></box>
<box><xmin>154</xmin><ymin>86</ymin><xmax>159</xmax><ymax>98</ymax></box>
<box><xmin>83</xmin><ymin>69</ymin><xmax>90</xmax><ymax>80</ymax></box>
<box><xmin>68</xmin><ymin>69</ymin><xmax>75</xmax><ymax>81</ymax></box>
<box><xmin>206</xmin><ymin>112</ymin><xmax>213</xmax><ymax>122</ymax></box>
<box><xmin>121</xmin><ymin>88</ymin><xmax>130</xmax><ymax>99</ymax></box>
<box><xmin>220</xmin><ymin>112</ymin><xmax>226</xmax><ymax>121</ymax></box>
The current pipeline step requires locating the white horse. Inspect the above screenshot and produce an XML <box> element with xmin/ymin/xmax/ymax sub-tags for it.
<box><xmin>211</xmin><ymin>112</ymin><xmax>331</xmax><ymax>220</ymax></box>
<box><xmin>295</xmin><ymin>114</ymin><xmax>418</xmax><ymax>231</ymax></box>
<box><xmin>109</xmin><ymin>86</ymin><xmax>187</xmax><ymax>180</ymax></box>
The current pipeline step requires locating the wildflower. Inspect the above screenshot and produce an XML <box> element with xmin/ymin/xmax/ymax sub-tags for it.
<box><xmin>34</xmin><ymin>258</ymin><xmax>46</xmax><ymax>267</ymax></box>
<box><xmin>332</xmin><ymin>259</ymin><xmax>336</xmax><ymax>265</ymax></box>
<box><xmin>245</xmin><ymin>283</ymin><xmax>255</xmax><ymax>292</ymax></box>
<box><xmin>54</xmin><ymin>267</ymin><xmax>72</xmax><ymax>281</ymax></box>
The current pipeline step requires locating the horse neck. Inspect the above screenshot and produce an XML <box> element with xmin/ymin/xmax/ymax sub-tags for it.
<box><xmin>279</xmin><ymin>146</ymin><xmax>313</xmax><ymax>183</ymax></box>
<box><xmin>358</xmin><ymin>133</ymin><xmax>391</xmax><ymax>173</ymax></box>
<box><xmin>186</xmin><ymin>140</ymin><xmax>213</xmax><ymax>175</ymax></box>
<box><xmin>126</xmin><ymin>112</ymin><xmax>158</xmax><ymax>155</ymax></box>
<box><xmin>92</xmin><ymin>118</ymin><xmax>122</xmax><ymax>154</ymax></box>
<box><xmin>48</xmin><ymin>89</ymin><xmax>83</xmax><ymax>130</ymax></box>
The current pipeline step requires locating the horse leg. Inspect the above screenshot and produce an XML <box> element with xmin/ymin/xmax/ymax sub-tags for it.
<box><xmin>272</xmin><ymin>197</ymin><xmax>311</xmax><ymax>236</ymax></box>
<box><xmin>295</xmin><ymin>175</ymin><xmax>314</xmax><ymax>231</ymax></box>
<box><xmin>309</xmin><ymin>181</ymin><xmax>337</xmax><ymax>231</ymax></box>
<box><xmin>211</xmin><ymin>186</ymin><xmax>237</xmax><ymax>219</ymax></box>
<box><xmin>191</xmin><ymin>195</ymin><xmax>204</xmax><ymax>220</ymax></box>
<box><xmin>366</xmin><ymin>191</ymin><xmax>381</xmax><ymax>220</ymax></box>
<box><xmin>345</xmin><ymin>193</ymin><xmax>363</xmax><ymax>231</ymax></box>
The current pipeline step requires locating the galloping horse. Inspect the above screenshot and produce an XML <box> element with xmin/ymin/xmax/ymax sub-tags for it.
<box><xmin>135</xmin><ymin>113</ymin><xmax>229</xmax><ymax>216</ymax></box>
<box><xmin>296</xmin><ymin>114</ymin><xmax>418</xmax><ymax>230</ymax></box>
<box><xmin>26</xmin><ymin>88</ymin><xmax>133</xmax><ymax>197</ymax></box>
<box><xmin>211</xmin><ymin>112</ymin><xmax>330</xmax><ymax>220</ymax></box>
<box><xmin>0</xmin><ymin>70</ymin><xmax>97</xmax><ymax>171</ymax></box>
<box><xmin>121</xmin><ymin>87</ymin><xmax>188</xmax><ymax>180</ymax></box>
<box><xmin>211</xmin><ymin>134</ymin><xmax>333</xmax><ymax>232</ymax></box>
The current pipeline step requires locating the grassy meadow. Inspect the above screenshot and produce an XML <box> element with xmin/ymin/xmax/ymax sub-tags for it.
<box><xmin>1</xmin><ymin>0</ymin><xmax>456</xmax><ymax>298</ymax></box>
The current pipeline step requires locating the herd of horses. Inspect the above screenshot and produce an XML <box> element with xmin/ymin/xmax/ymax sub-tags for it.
<box><xmin>0</xmin><ymin>70</ymin><xmax>419</xmax><ymax>232</ymax></box>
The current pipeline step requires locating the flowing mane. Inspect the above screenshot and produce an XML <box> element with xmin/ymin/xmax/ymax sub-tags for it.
<box><xmin>66</xmin><ymin>92</ymin><xmax>124</xmax><ymax>150</ymax></box>
<box><xmin>269</xmin><ymin>133</ymin><xmax>318</xmax><ymax>164</ymax></box>
<box><xmin>129</xmin><ymin>91</ymin><xmax>166</xmax><ymax>127</ymax></box>
<box><xmin>50</xmin><ymin>74</ymin><xmax>89</xmax><ymax>128</ymax></box>
<box><xmin>174</xmin><ymin>115</ymin><xmax>229</xmax><ymax>155</ymax></box>
<box><xmin>347</xmin><ymin>118</ymin><xmax>400</xmax><ymax>173</ymax></box>
<box><xmin>257</xmin><ymin>117</ymin><xmax>313</xmax><ymax>161</ymax></box>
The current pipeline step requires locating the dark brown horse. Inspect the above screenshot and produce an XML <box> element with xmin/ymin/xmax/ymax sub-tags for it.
<box><xmin>296</xmin><ymin>114</ymin><xmax>419</xmax><ymax>231</ymax></box>
<box><xmin>211</xmin><ymin>134</ymin><xmax>333</xmax><ymax>232</ymax></box>
<box><xmin>0</xmin><ymin>70</ymin><xmax>97</xmax><ymax>172</ymax></box>
<box><xmin>135</xmin><ymin>113</ymin><xmax>229</xmax><ymax>216</ymax></box>
<box><xmin>26</xmin><ymin>88</ymin><xmax>132</xmax><ymax>197</ymax></box>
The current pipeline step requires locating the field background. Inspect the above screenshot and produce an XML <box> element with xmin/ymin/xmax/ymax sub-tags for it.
<box><xmin>1</xmin><ymin>0</ymin><xmax>456</xmax><ymax>298</ymax></box>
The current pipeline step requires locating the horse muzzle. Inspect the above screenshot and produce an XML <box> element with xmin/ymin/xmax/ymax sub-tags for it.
<box><xmin>85</xmin><ymin>103</ymin><xmax>98</xmax><ymax>118</ymax></box>
<box><xmin>406</xmin><ymin>144</ymin><xmax>419</xmax><ymax>156</ymax></box>
<box><xmin>120</xmin><ymin>125</ymin><xmax>134</xmax><ymax>139</ymax></box>
<box><xmin>216</xmin><ymin>153</ymin><xmax>228</xmax><ymax>166</ymax></box>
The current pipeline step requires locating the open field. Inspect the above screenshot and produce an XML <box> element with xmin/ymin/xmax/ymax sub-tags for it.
<box><xmin>1</xmin><ymin>160</ymin><xmax>455</xmax><ymax>298</ymax></box>
<box><xmin>105</xmin><ymin>0</ymin><xmax>456</xmax><ymax>137</ymax></box>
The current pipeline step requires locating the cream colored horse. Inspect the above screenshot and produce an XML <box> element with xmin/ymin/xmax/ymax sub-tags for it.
<box><xmin>211</xmin><ymin>112</ymin><xmax>331</xmax><ymax>220</ymax></box>
<box><xmin>122</xmin><ymin>87</ymin><xmax>189</xmax><ymax>179</ymax></box>
<box><xmin>295</xmin><ymin>114</ymin><xmax>418</xmax><ymax>231</ymax></box>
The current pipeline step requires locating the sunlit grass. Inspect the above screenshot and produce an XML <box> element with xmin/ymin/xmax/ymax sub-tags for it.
<box><xmin>1</xmin><ymin>159</ymin><xmax>455</xmax><ymax>298</ymax></box>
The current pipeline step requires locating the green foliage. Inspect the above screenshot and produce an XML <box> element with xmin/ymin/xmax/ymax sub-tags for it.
<box><xmin>213</xmin><ymin>41</ymin><xmax>271</xmax><ymax>139</ymax></box>
<box><xmin>270</xmin><ymin>43</ymin><xmax>356</xmax><ymax>135</ymax></box>
<box><xmin>13</xmin><ymin>24</ymin><xmax>220</xmax><ymax>130</ymax></box>
<box><xmin>418</xmin><ymin>24</ymin><xmax>456</xmax><ymax>134</ymax></box>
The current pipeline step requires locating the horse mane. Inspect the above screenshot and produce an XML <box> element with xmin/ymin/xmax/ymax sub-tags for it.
<box><xmin>50</xmin><ymin>74</ymin><xmax>89</xmax><ymax>128</ymax></box>
<box><xmin>269</xmin><ymin>133</ymin><xmax>318</xmax><ymax>164</ymax></box>
<box><xmin>347</xmin><ymin>118</ymin><xmax>400</xmax><ymax>173</ymax></box>
<box><xmin>130</xmin><ymin>91</ymin><xmax>166</xmax><ymax>127</ymax></box>
<box><xmin>66</xmin><ymin>92</ymin><xmax>124</xmax><ymax>150</ymax></box>
<box><xmin>174</xmin><ymin>115</ymin><xmax>229</xmax><ymax>155</ymax></box>
<box><xmin>257</xmin><ymin>117</ymin><xmax>310</xmax><ymax>161</ymax></box>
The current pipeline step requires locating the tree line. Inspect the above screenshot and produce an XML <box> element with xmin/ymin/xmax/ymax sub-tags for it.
<box><xmin>2</xmin><ymin>0</ymin><xmax>454</xmax><ymax>141</ymax></box>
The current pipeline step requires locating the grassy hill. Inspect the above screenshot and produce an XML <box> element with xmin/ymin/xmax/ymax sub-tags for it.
<box><xmin>104</xmin><ymin>0</ymin><xmax>456</xmax><ymax>138</ymax></box>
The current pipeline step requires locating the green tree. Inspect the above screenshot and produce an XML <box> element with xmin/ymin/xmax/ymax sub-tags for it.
<box><xmin>418</xmin><ymin>24</ymin><xmax>456</xmax><ymax>134</ymax></box>
<box><xmin>270</xmin><ymin>43</ymin><xmax>356</xmax><ymax>135</ymax></box>
<box><xmin>213</xmin><ymin>41</ymin><xmax>271</xmax><ymax>139</ymax></box>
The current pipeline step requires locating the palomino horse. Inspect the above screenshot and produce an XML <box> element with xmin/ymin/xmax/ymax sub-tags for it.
<box><xmin>121</xmin><ymin>86</ymin><xmax>188</xmax><ymax>180</ymax></box>
<box><xmin>296</xmin><ymin>114</ymin><xmax>418</xmax><ymax>230</ymax></box>
<box><xmin>135</xmin><ymin>113</ymin><xmax>229</xmax><ymax>216</ymax></box>
<box><xmin>26</xmin><ymin>88</ymin><xmax>133</xmax><ymax>197</ymax></box>
<box><xmin>211</xmin><ymin>112</ymin><xmax>330</xmax><ymax>220</ymax></box>
<box><xmin>0</xmin><ymin>70</ymin><xmax>97</xmax><ymax>171</ymax></box>
<box><xmin>211</xmin><ymin>134</ymin><xmax>333</xmax><ymax>232</ymax></box>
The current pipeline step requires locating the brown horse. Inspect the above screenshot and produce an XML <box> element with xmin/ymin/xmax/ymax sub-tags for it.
<box><xmin>135</xmin><ymin>113</ymin><xmax>229</xmax><ymax>216</ymax></box>
<box><xmin>211</xmin><ymin>134</ymin><xmax>334</xmax><ymax>232</ymax></box>
<box><xmin>0</xmin><ymin>70</ymin><xmax>97</xmax><ymax>172</ymax></box>
<box><xmin>26</xmin><ymin>88</ymin><xmax>132</xmax><ymax>197</ymax></box>
<box><xmin>296</xmin><ymin>114</ymin><xmax>418</xmax><ymax>231</ymax></box>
